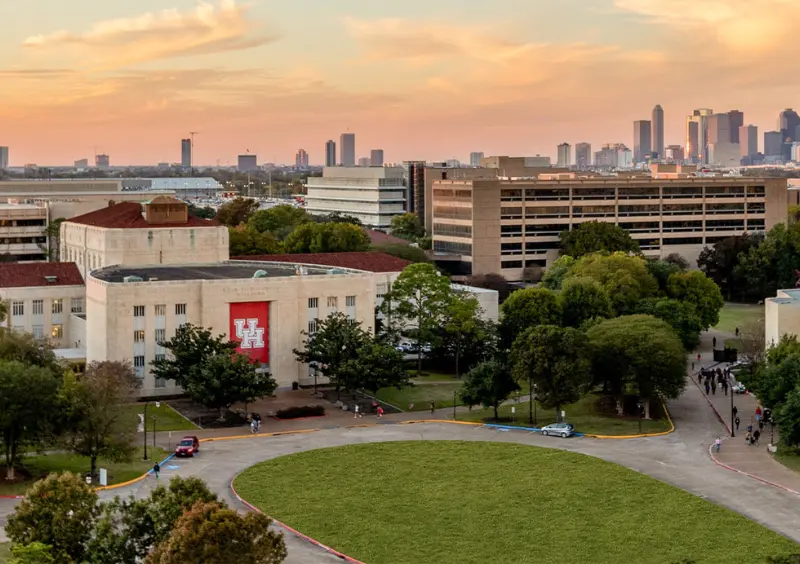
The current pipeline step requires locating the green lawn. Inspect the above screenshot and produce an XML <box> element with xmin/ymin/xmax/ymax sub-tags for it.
<box><xmin>234</xmin><ymin>442</ymin><xmax>798</xmax><ymax>564</ymax></box>
<box><xmin>460</xmin><ymin>393</ymin><xmax>671</xmax><ymax>436</ymax></box>
<box><xmin>0</xmin><ymin>543</ymin><xmax>10</xmax><ymax>564</ymax></box>
<box><xmin>774</xmin><ymin>446</ymin><xmax>800</xmax><ymax>475</ymax></box>
<box><xmin>0</xmin><ymin>447</ymin><xmax>168</xmax><ymax>496</ymax></box>
<box><xmin>714</xmin><ymin>303</ymin><xmax>763</xmax><ymax>335</ymax></box>
<box><xmin>121</xmin><ymin>402</ymin><xmax>199</xmax><ymax>432</ymax></box>
<box><xmin>377</xmin><ymin>378</ymin><xmax>532</xmax><ymax>412</ymax></box>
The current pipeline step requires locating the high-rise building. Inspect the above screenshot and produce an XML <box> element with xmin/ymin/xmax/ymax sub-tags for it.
<box><xmin>295</xmin><ymin>149</ymin><xmax>309</xmax><ymax>169</ymax></box>
<box><xmin>740</xmin><ymin>125</ymin><xmax>758</xmax><ymax>157</ymax></box>
<box><xmin>764</xmin><ymin>131</ymin><xmax>784</xmax><ymax>158</ymax></box>
<box><xmin>95</xmin><ymin>154</ymin><xmax>110</xmax><ymax>169</ymax></box>
<box><xmin>181</xmin><ymin>139</ymin><xmax>192</xmax><ymax>168</ymax></box>
<box><xmin>74</xmin><ymin>159</ymin><xmax>89</xmax><ymax>169</ymax></box>
<box><xmin>779</xmin><ymin>109</ymin><xmax>800</xmax><ymax>142</ymax></box>
<box><xmin>687</xmin><ymin>109</ymin><xmax>713</xmax><ymax>164</ymax></box>
<box><xmin>633</xmin><ymin>121</ymin><xmax>652</xmax><ymax>163</ymax></box>
<box><xmin>651</xmin><ymin>105</ymin><xmax>664</xmax><ymax>159</ymax></box>
<box><xmin>728</xmin><ymin>111</ymin><xmax>744</xmax><ymax>143</ymax></box>
<box><xmin>358</xmin><ymin>157</ymin><xmax>371</xmax><ymax>167</ymax></box>
<box><xmin>708</xmin><ymin>114</ymin><xmax>732</xmax><ymax>146</ymax></box>
<box><xmin>340</xmin><ymin>133</ymin><xmax>355</xmax><ymax>166</ymax></box>
<box><xmin>403</xmin><ymin>161</ymin><xmax>425</xmax><ymax>214</ymax></box>
<box><xmin>325</xmin><ymin>140</ymin><xmax>336</xmax><ymax>167</ymax></box>
<box><xmin>575</xmin><ymin>143</ymin><xmax>591</xmax><ymax>168</ymax></box>
<box><xmin>469</xmin><ymin>152</ymin><xmax>484</xmax><ymax>167</ymax></box>
<box><xmin>594</xmin><ymin>143</ymin><xmax>631</xmax><ymax>168</ymax></box>
<box><xmin>665</xmin><ymin>145</ymin><xmax>684</xmax><ymax>163</ymax></box>
<box><xmin>370</xmin><ymin>149</ymin><xmax>384</xmax><ymax>167</ymax></box>
<box><xmin>0</xmin><ymin>147</ymin><xmax>8</xmax><ymax>169</ymax></box>
<box><xmin>237</xmin><ymin>154</ymin><xmax>258</xmax><ymax>172</ymax></box>
<box><xmin>686</xmin><ymin>120</ymin><xmax>699</xmax><ymax>163</ymax></box>
<box><xmin>556</xmin><ymin>143</ymin><xmax>571</xmax><ymax>167</ymax></box>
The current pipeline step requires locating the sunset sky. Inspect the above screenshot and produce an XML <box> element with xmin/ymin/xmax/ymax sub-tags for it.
<box><xmin>2</xmin><ymin>0</ymin><xmax>799</xmax><ymax>166</ymax></box>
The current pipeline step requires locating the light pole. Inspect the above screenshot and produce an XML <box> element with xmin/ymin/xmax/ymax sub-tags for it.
<box><xmin>453</xmin><ymin>391</ymin><xmax>457</xmax><ymax>421</ymax></box>
<box><xmin>730</xmin><ymin>384</ymin><xmax>736</xmax><ymax>438</ymax></box>
<box><xmin>637</xmin><ymin>400</ymin><xmax>643</xmax><ymax>435</ymax></box>
<box><xmin>142</xmin><ymin>401</ymin><xmax>160</xmax><ymax>461</ymax></box>
<box><xmin>533</xmin><ymin>384</ymin><xmax>538</xmax><ymax>427</ymax></box>
<box><xmin>152</xmin><ymin>414</ymin><xmax>157</xmax><ymax>450</ymax></box>
<box><xmin>528</xmin><ymin>376</ymin><xmax>533</xmax><ymax>425</ymax></box>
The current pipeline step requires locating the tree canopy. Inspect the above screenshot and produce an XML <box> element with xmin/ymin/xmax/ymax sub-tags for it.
<box><xmin>568</xmin><ymin>252</ymin><xmax>658</xmax><ymax>315</ymax></box>
<box><xmin>557</xmin><ymin>276</ymin><xmax>613</xmax><ymax>328</ymax></box>
<box><xmin>697</xmin><ymin>234</ymin><xmax>760</xmax><ymax>301</ymax></box>
<box><xmin>499</xmin><ymin>287</ymin><xmax>561</xmax><ymax>347</ymax></box>
<box><xmin>247</xmin><ymin>205</ymin><xmax>310</xmax><ymax>240</ymax></box>
<box><xmin>215</xmin><ymin>197</ymin><xmax>260</xmax><ymax>227</ymax></box>
<box><xmin>666</xmin><ymin>270</ymin><xmax>724</xmax><ymax>330</ymax></box>
<box><xmin>390</xmin><ymin>213</ymin><xmax>426</xmax><ymax>242</ymax></box>
<box><xmin>228</xmin><ymin>226</ymin><xmax>281</xmax><ymax>256</ymax></box>
<box><xmin>559</xmin><ymin>221</ymin><xmax>640</xmax><ymax>258</ymax></box>
<box><xmin>460</xmin><ymin>359</ymin><xmax>519</xmax><ymax>419</ymax></box>
<box><xmin>282</xmin><ymin>222</ymin><xmax>371</xmax><ymax>254</ymax></box>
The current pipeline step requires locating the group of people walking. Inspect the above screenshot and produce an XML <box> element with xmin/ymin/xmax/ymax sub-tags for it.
<box><xmin>699</xmin><ymin>366</ymin><xmax>731</xmax><ymax>396</ymax></box>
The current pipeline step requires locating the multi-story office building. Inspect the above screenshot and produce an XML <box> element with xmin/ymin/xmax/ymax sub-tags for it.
<box><xmin>708</xmin><ymin>114</ymin><xmax>731</xmax><ymax>146</ymax></box>
<box><xmin>779</xmin><ymin>109</ymin><xmax>800</xmax><ymax>143</ymax></box>
<box><xmin>764</xmin><ymin>131</ymin><xmax>784</xmax><ymax>158</ymax></box>
<box><xmin>358</xmin><ymin>157</ymin><xmax>371</xmax><ymax>167</ymax></box>
<box><xmin>340</xmin><ymin>133</ymin><xmax>356</xmax><ymax>166</ymax></box>
<box><xmin>740</xmin><ymin>125</ymin><xmax>758</xmax><ymax>158</ymax></box>
<box><xmin>595</xmin><ymin>144</ymin><xmax>632</xmax><ymax>168</ymax></box>
<box><xmin>305</xmin><ymin>166</ymin><xmax>406</xmax><ymax>228</ymax></box>
<box><xmin>370</xmin><ymin>149</ymin><xmax>384</xmax><ymax>167</ymax></box>
<box><xmin>633</xmin><ymin>121</ymin><xmax>652</xmax><ymax>163</ymax></box>
<box><xmin>325</xmin><ymin>140</ymin><xmax>336</xmax><ymax>167</ymax></box>
<box><xmin>0</xmin><ymin>147</ymin><xmax>8</xmax><ymax>169</ymax></box>
<box><xmin>557</xmin><ymin>143</ymin><xmax>572</xmax><ymax>168</ymax></box>
<box><xmin>687</xmin><ymin>109</ymin><xmax>713</xmax><ymax>164</ymax></box>
<box><xmin>665</xmin><ymin>145</ymin><xmax>685</xmax><ymax>163</ymax></box>
<box><xmin>403</xmin><ymin>161</ymin><xmax>425</xmax><ymax>215</ymax></box>
<box><xmin>686</xmin><ymin>120</ymin><xmax>699</xmax><ymax>163</ymax></box>
<box><xmin>295</xmin><ymin>149</ymin><xmax>309</xmax><ymax>169</ymax></box>
<box><xmin>652</xmin><ymin>105</ymin><xmax>665</xmax><ymax>159</ymax></box>
<box><xmin>237</xmin><ymin>154</ymin><xmax>258</xmax><ymax>172</ymax></box>
<box><xmin>469</xmin><ymin>152</ymin><xmax>484</xmax><ymax>167</ymax></box>
<box><xmin>430</xmin><ymin>175</ymin><xmax>791</xmax><ymax>281</ymax></box>
<box><xmin>707</xmin><ymin>143</ymin><xmax>741</xmax><ymax>167</ymax></box>
<box><xmin>95</xmin><ymin>154</ymin><xmax>110</xmax><ymax>169</ymax></box>
<box><xmin>74</xmin><ymin>159</ymin><xmax>89</xmax><ymax>170</ymax></box>
<box><xmin>0</xmin><ymin>202</ymin><xmax>48</xmax><ymax>261</ymax></box>
<box><xmin>728</xmin><ymin>111</ymin><xmax>744</xmax><ymax>143</ymax></box>
<box><xmin>181</xmin><ymin>139</ymin><xmax>192</xmax><ymax>168</ymax></box>
<box><xmin>575</xmin><ymin>143</ymin><xmax>591</xmax><ymax>168</ymax></box>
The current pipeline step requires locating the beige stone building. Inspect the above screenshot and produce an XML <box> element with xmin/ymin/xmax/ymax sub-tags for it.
<box><xmin>431</xmin><ymin>175</ymin><xmax>793</xmax><ymax>281</ymax></box>
<box><xmin>765</xmin><ymin>290</ymin><xmax>798</xmax><ymax>348</ymax></box>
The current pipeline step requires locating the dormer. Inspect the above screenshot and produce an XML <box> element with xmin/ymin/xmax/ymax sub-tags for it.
<box><xmin>141</xmin><ymin>196</ymin><xmax>189</xmax><ymax>226</ymax></box>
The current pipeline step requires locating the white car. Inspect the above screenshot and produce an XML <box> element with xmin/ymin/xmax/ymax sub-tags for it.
<box><xmin>541</xmin><ymin>423</ymin><xmax>575</xmax><ymax>438</ymax></box>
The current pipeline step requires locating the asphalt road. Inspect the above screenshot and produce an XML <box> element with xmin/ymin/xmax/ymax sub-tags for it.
<box><xmin>2</xmin><ymin>377</ymin><xmax>799</xmax><ymax>563</ymax></box>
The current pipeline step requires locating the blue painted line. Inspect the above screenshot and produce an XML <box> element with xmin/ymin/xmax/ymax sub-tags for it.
<box><xmin>147</xmin><ymin>452</ymin><xmax>176</xmax><ymax>474</ymax></box>
<box><xmin>482</xmin><ymin>423</ymin><xmax>584</xmax><ymax>438</ymax></box>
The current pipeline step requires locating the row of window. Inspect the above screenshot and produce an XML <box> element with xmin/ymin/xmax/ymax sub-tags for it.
<box><xmin>27</xmin><ymin>324</ymin><xmax>63</xmax><ymax>340</ymax></box>
<box><xmin>433</xmin><ymin>223</ymin><xmax>473</xmax><ymax>238</ymax></box>
<box><xmin>0</xmin><ymin>237</ymin><xmax>46</xmax><ymax>245</ymax></box>
<box><xmin>498</xmin><ymin>219</ymin><xmax>762</xmax><ymax>237</ymax></box>
<box><xmin>11</xmin><ymin>298</ymin><xmax>83</xmax><ymax>317</ymax></box>
<box><xmin>498</xmin><ymin>186</ymin><xmax>766</xmax><ymax>202</ymax></box>
<box><xmin>308</xmin><ymin>296</ymin><xmax>356</xmax><ymax>309</ymax></box>
<box><xmin>133</xmin><ymin>304</ymin><xmax>186</xmax><ymax>317</ymax></box>
<box><xmin>0</xmin><ymin>219</ymin><xmax>46</xmax><ymax>227</ymax></box>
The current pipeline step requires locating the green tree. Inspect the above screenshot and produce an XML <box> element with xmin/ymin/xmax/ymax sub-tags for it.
<box><xmin>6</xmin><ymin>472</ymin><xmax>99</xmax><ymax>564</ymax></box>
<box><xmin>215</xmin><ymin>197</ymin><xmax>260</xmax><ymax>227</ymax></box>
<box><xmin>60</xmin><ymin>361</ymin><xmax>140</xmax><ymax>477</ymax></box>
<box><xmin>228</xmin><ymin>226</ymin><xmax>281</xmax><ymax>256</ymax></box>
<box><xmin>147</xmin><ymin>502</ymin><xmax>287</xmax><ymax>564</ymax></box>
<box><xmin>0</xmin><ymin>330</ymin><xmax>60</xmax><ymax>371</ymax></box>
<box><xmin>511</xmin><ymin>326</ymin><xmax>592</xmax><ymax>420</ymax></box>
<box><xmin>776</xmin><ymin>387</ymin><xmax>800</xmax><ymax>447</ymax></box>
<box><xmin>499</xmin><ymin>287</ymin><xmax>561</xmax><ymax>347</ymax></box>
<box><xmin>540</xmin><ymin>255</ymin><xmax>575</xmax><ymax>290</ymax></box>
<box><xmin>371</xmin><ymin>243</ymin><xmax>430</xmax><ymax>263</ymax></box>
<box><xmin>381</xmin><ymin>263</ymin><xmax>453</xmax><ymax>374</ymax></box>
<box><xmin>664</xmin><ymin>253</ymin><xmax>690</xmax><ymax>270</ymax></box>
<box><xmin>569</xmin><ymin>252</ymin><xmax>659</xmax><ymax>315</ymax></box>
<box><xmin>0</xmin><ymin>361</ymin><xmax>61</xmax><ymax>480</ymax></box>
<box><xmin>312</xmin><ymin>212</ymin><xmax>363</xmax><ymax>226</ymax></box>
<box><xmin>10</xmin><ymin>543</ymin><xmax>55</xmax><ymax>564</ymax></box>
<box><xmin>390</xmin><ymin>213</ymin><xmax>426</xmax><ymax>241</ymax></box>
<box><xmin>294</xmin><ymin>312</ymin><xmax>371</xmax><ymax>395</ymax></box>
<box><xmin>437</xmin><ymin>294</ymin><xmax>496</xmax><ymax>377</ymax></box>
<box><xmin>666</xmin><ymin>270</ymin><xmax>724</xmax><ymax>330</ymax></box>
<box><xmin>558</xmin><ymin>276</ymin><xmax>613</xmax><ymax>328</ymax></box>
<box><xmin>754</xmin><ymin>354</ymin><xmax>800</xmax><ymax>411</ymax></box>
<box><xmin>187</xmin><ymin>205</ymin><xmax>216</xmax><ymax>219</ymax></box>
<box><xmin>460</xmin><ymin>359</ymin><xmax>519</xmax><ymax>420</ymax></box>
<box><xmin>635</xmin><ymin>298</ymin><xmax>704</xmax><ymax>350</ymax></box>
<box><xmin>697</xmin><ymin>235</ymin><xmax>762</xmax><ymax>301</ymax></box>
<box><xmin>151</xmin><ymin>324</ymin><xmax>237</xmax><ymax>388</ymax></box>
<box><xmin>559</xmin><ymin>221</ymin><xmax>640</xmax><ymax>258</ymax></box>
<box><xmin>40</xmin><ymin>218</ymin><xmax>66</xmax><ymax>262</ymax></box>
<box><xmin>465</xmin><ymin>273</ymin><xmax>514</xmax><ymax>302</ymax></box>
<box><xmin>341</xmin><ymin>341</ymin><xmax>411</xmax><ymax>395</ymax></box>
<box><xmin>283</xmin><ymin>222</ymin><xmax>371</xmax><ymax>253</ymax></box>
<box><xmin>586</xmin><ymin>315</ymin><xmax>686</xmax><ymax>418</ymax></box>
<box><xmin>734</xmin><ymin>223</ymin><xmax>800</xmax><ymax>301</ymax></box>
<box><xmin>247</xmin><ymin>205</ymin><xmax>310</xmax><ymax>240</ymax></box>
<box><xmin>646</xmin><ymin>259</ymin><xmax>683</xmax><ymax>295</ymax></box>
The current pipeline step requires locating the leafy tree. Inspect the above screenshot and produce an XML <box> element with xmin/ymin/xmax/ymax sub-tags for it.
<box><xmin>312</xmin><ymin>212</ymin><xmax>363</xmax><ymax>226</ymax></box>
<box><xmin>341</xmin><ymin>341</ymin><xmax>411</xmax><ymax>395</ymax></box>
<box><xmin>559</xmin><ymin>221</ymin><xmax>640</xmax><ymax>258</ymax></box>
<box><xmin>465</xmin><ymin>273</ymin><xmax>514</xmax><ymax>302</ymax></box>
<box><xmin>499</xmin><ymin>287</ymin><xmax>561</xmax><ymax>348</ymax></box>
<box><xmin>228</xmin><ymin>226</ymin><xmax>281</xmax><ymax>256</ymax></box>
<box><xmin>0</xmin><ymin>361</ymin><xmax>61</xmax><ymax>480</ymax></box>
<box><xmin>188</xmin><ymin>205</ymin><xmax>216</xmax><ymax>219</ymax></box>
<box><xmin>635</xmin><ymin>298</ymin><xmax>704</xmax><ymax>350</ymax></box>
<box><xmin>283</xmin><ymin>222</ymin><xmax>371</xmax><ymax>253</ymax></box>
<box><xmin>437</xmin><ymin>293</ymin><xmax>496</xmax><ymax>377</ymax></box>
<box><xmin>646</xmin><ymin>259</ymin><xmax>683</xmax><ymax>295</ymax></box>
<box><xmin>371</xmin><ymin>243</ymin><xmax>430</xmax><ymax>263</ymax></box>
<box><xmin>0</xmin><ymin>330</ymin><xmax>60</xmax><ymax>372</ymax></box>
<box><xmin>215</xmin><ymin>197</ymin><xmax>260</xmax><ymax>227</ymax></box>
<box><xmin>540</xmin><ymin>255</ymin><xmax>575</xmax><ymax>290</ymax></box>
<box><xmin>294</xmin><ymin>312</ymin><xmax>371</xmax><ymax>394</ymax></box>
<box><xmin>247</xmin><ymin>205</ymin><xmax>309</xmax><ymax>239</ymax></box>
<box><xmin>6</xmin><ymin>472</ymin><xmax>99</xmax><ymax>564</ymax></box>
<box><xmin>10</xmin><ymin>542</ymin><xmax>55</xmax><ymax>564</ymax></box>
<box><xmin>147</xmin><ymin>501</ymin><xmax>287</xmax><ymax>564</ymax></box>
<box><xmin>663</xmin><ymin>253</ymin><xmax>690</xmax><ymax>270</ymax></box>
<box><xmin>697</xmin><ymin>235</ymin><xmax>760</xmax><ymax>301</ymax></box>
<box><xmin>586</xmin><ymin>315</ymin><xmax>686</xmax><ymax>418</ymax></box>
<box><xmin>557</xmin><ymin>276</ymin><xmax>613</xmax><ymax>328</ymax></box>
<box><xmin>568</xmin><ymin>252</ymin><xmax>658</xmax><ymax>315</ymax></box>
<box><xmin>152</xmin><ymin>324</ymin><xmax>237</xmax><ymax>388</ymax></box>
<box><xmin>60</xmin><ymin>361</ymin><xmax>140</xmax><ymax>477</ymax></box>
<box><xmin>776</xmin><ymin>387</ymin><xmax>800</xmax><ymax>447</ymax></box>
<box><xmin>511</xmin><ymin>325</ymin><xmax>592</xmax><ymax>420</ymax></box>
<box><xmin>754</xmin><ymin>354</ymin><xmax>800</xmax><ymax>411</ymax></box>
<box><xmin>390</xmin><ymin>213</ymin><xmax>426</xmax><ymax>241</ymax></box>
<box><xmin>40</xmin><ymin>218</ymin><xmax>66</xmax><ymax>261</ymax></box>
<box><xmin>381</xmin><ymin>263</ymin><xmax>453</xmax><ymax>374</ymax></box>
<box><xmin>666</xmin><ymin>270</ymin><xmax>724</xmax><ymax>330</ymax></box>
<box><xmin>766</xmin><ymin>334</ymin><xmax>800</xmax><ymax>367</ymax></box>
<box><xmin>734</xmin><ymin>223</ymin><xmax>800</xmax><ymax>301</ymax></box>
<box><xmin>460</xmin><ymin>359</ymin><xmax>520</xmax><ymax>420</ymax></box>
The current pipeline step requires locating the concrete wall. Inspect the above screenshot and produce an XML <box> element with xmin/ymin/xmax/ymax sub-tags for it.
<box><xmin>2</xmin><ymin>284</ymin><xmax>86</xmax><ymax>348</ymax></box>
<box><xmin>765</xmin><ymin>290</ymin><xmax>800</xmax><ymax>348</ymax></box>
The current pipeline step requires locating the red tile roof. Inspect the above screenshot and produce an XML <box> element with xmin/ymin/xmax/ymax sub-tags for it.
<box><xmin>366</xmin><ymin>229</ymin><xmax>409</xmax><ymax>246</ymax></box>
<box><xmin>0</xmin><ymin>262</ymin><xmax>84</xmax><ymax>288</ymax></box>
<box><xmin>231</xmin><ymin>252</ymin><xmax>411</xmax><ymax>273</ymax></box>
<box><xmin>67</xmin><ymin>202</ymin><xmax>219</xmax><ymax>229</ymax></box>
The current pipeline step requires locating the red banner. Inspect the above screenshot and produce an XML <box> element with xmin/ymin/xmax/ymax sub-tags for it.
<box><xmin>229</xmin><ymin>302</ymin><xmax>269</xmax><ymax>364</ymax></box>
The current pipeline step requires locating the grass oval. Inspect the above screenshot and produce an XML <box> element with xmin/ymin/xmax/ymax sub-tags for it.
<box><xmin>234</xmin><ymin>441</ymin><xmax>797</xmax><ymax>564</ymax></box>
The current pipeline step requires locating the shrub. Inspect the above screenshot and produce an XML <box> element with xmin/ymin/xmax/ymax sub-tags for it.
<box><xmin>275</xmin><ymin>405</ymin><xmax>326</xmax><ymax>419</ymax></box>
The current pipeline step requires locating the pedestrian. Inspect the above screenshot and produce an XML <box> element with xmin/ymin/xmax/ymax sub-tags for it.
<box><xmin>153</xmin><ymin>462</ymin><xmax>160</xmax><ymax>479</ymax></box>
<box><xmin>705</xmin><ymin>381</ymin><xmax>710</xmax><ymax>395</ymax></box>
<box><xmin>254</xmin><ymin>413</ymin><xmax>261</xmax><ymax>432</ymax></box>
<box><xmin>735</xmin><ymin>415</ymin><xmax>740</xmax><ymax>431</ymax></box>
<box><xmin>732</xmin><ymin>405</ymin><xmax>738</xmax><ymax>418</ymax></box>
<box><xmin>735</xmin><ymin>327</ymin><xmax>740</xmax><ymax>337</ymax></box>
<box><xmin>692</xmin><ymin>361</ymin><xmax>695</xmax><ymax>371</ymax></box>
<box><xmin>755</xmin><ymin>406</ymin><xmax>762</xmax><ymax>424</ymax></box>
<box><xmin>754</xmin><ymin>429</ymin><xmax>761</xmax><ymax>445</ymax></box>
<box><xmin>747</xmin><ymin>422</ymin><xmax>753</xmax><ymax>434</ymax></box>
<box><xmin>713</xmin><ymin>336</ymin><xmax>717</xmax><ymax>349</ymax></box>
<box><xmin>377</xmin><ymin>405</ymin><xmax>384</xmax><ymax>418</ymax></box>
<box><xmin>697</xmin><ymin>353</ymin><xmax>702</xmax><ymax>363</ymax></box>
<box><xmin>250</xmin><ymin>418</ymin><xmax>257</xmax><ymax>434</ymax></box>
<box><xmin>430</xmin><ymin>400</ymin><xmax>435</xmax><ymax>414</ymax></box>
<box><xmin>353</xmin><ymin>404</ymin><xmax>361</xmax><ymax>418</ymax></box>
<box><xmin>715</xmin><ymin>437</ymin><xmax>721</xmax><ymax>452</ymax></box>
<box><xmin>722</xmin><ymin>380</ymin><xmax>728</xmax><ymax>395</ymax></box>
<box><xmin>711</xmin><ymin>380</ymin><xmax>716</xmax><ymax>395</ymax></box>
<box><xmin>745</xmin><ymin>431</ymin><xmax>752</xmax><ymax>445</ymax></box>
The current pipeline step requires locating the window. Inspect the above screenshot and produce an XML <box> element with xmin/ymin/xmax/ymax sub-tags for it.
<box><xmin>308</xmin><ymin>298</ymin><xmax>319</xmax><ymax>309</ymax></box>
<box><xmin>376</xmin><ymin>284</ymin><xmax>387</xmax><ymax>298</ymax></box>
<box><xmin>133</xmin><ymin>356</ymin><xmax>145</xmax><ymax>376</ymax></box>
<box><xmin>52</xmin><ymin>299</ymin><xmax>63</xmax><ymax>315</ymax></box>
<box><xmin>175</xmin><ymin>303</ymin><xmax>186</xmax><ymax>316</ymax></box>
<box><xmin>133</xmin><ymin>305</ymin><xmax>145</xmax><ymax>317</ymax></box>
<box><xmin>71</xmin><ymin>298</ymin><xmax>84</xmax><ymax>313</ymax></box>
<box><xmin>433</xmin><ymin>223</ymin><xmax>472</xmax><ymax>238</ymax></box>
<box><xmin>155</xmin><ymin>353</ymin><xmax>166</xmax><ymax>362</ymax></box>
<box><xmin>308</xmin><ymin>319</ymin><xmax>318</xmax><ymax>334</ymax></box>
<box><xmin>155</xmin><ymin>377</ymin><xmax>167</xmax><ymax>389</ymax></box>
<box><xmin>32</xmin><ymin>325</ymin><xmax>44</xmax><ymax>340</ymax></box>
<box><xmin>32</xmin><ymin>300</ymin><xmax>43</xmax><ymax>315</ymax></box>
<box><xmin>346</xmin><ymin>296</ymin><xmax>356</xmax><ymax>308</ymax></box>
<box><xmin>327</xmin><ymin>296</ymin><xmax>338</xmax><ymax>309</ymax></box>
<box><xmin>154</xmin><ymin>304</ymin><xmax>166</xmax><ymax>316</ymax></box>
<box><xmin>11</xmin><ymin>301</ymin><xmax>24</xmax><ymax>316</ymax></box>
<box><xmin>51</xmin><ymin>324</ymin><xmax>63</xmax><ymax>339</ymax></box>
<box><xmin>154</xmin><ymin>328</ymin><xmax>166</xmax><ymax>343</ymax></box>
<box><xmin>134</xmin><ymin>330</ymin><xmax>145</xmax><ymax>343</ymax></box>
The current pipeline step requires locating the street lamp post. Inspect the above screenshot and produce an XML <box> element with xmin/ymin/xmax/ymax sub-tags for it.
<box><xmin>528</xmin><ymin>375</ymin><xmax>533</xmax><ymax>425</ymax></box>
<box><xmin>142</xmin><ymin>401</ymin><xmax>160</xmax><ymax>461</ymax></box>
<box><xmin>637</xmin><ymin>400</ymin><xmax>643</xmax><ymax>435</ymax></box>
<box><xmin>152</xmin><ymin>414</ymin><xmax>157</xmax><ymax>450</ymax></box>
<box><xmin>730</xmin><ymin>385</ymin><xmax>736</xmax><ymax>438</ymax></box>
<box><xmin>453</xmin><ymin>391</ymin><xmax>457</xmax><ymax>421</ymax></box>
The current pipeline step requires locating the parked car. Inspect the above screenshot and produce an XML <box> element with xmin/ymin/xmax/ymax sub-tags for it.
<box><xmin>732</xmin><ymin>382</ymin><xmax>747</xmax><ymax>394</ymax></box>
<box><xmin>540</xmin><ymin>423</ymin><xmax>575</xmax><ymax>438</ymax></box>
<box><xmin>175</xmin><ymin>436</ymin><xmax>200</xmax><ymax>457</ymax></box>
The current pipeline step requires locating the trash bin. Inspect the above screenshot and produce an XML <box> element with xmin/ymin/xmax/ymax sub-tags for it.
<box><xmin>292</xmin><ymin>381</ymin><xmax>300</xmax><ymax>391</ymax></box>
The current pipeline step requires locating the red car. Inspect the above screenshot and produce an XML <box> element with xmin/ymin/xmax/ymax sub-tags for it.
<box><xmin>175</xmin><ymin>436</ymin><xmax>200</xmax><ymax>457</ymax></box>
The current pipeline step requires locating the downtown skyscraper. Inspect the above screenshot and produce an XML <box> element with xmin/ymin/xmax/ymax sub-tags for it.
<box><xmin>651</xmin><ymin>105</ymin><xmax>664</xmax><ymax>159</ymax></box>
<box><xmin>633</xmin><ymin>120</ymin><xmax>652</xmax><ymax>163</ymax></box>
<box><xmin>325</xmin><ymin>140</ymin><xmax>336</xmax><ymax>167</ymax></box>
<box><xmin>340</xmin><ymin>133</ymin><xmax>355</xmax><ymax>166</ymax></box>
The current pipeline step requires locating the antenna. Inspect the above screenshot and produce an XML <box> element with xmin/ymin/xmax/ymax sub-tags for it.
<box><xmin>189</xmin><ymin>132</ymin><xmax>198</xmax><ymax>175</ymax></box>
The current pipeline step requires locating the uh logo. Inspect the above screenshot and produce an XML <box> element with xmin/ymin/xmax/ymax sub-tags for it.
<box><xmin>233</xmin><ymin>318</ymin><xmax>265</xmax><ymax>349</ymax></box>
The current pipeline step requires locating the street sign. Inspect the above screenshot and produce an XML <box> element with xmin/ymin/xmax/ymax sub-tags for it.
<box><xmin>99</xmin><ymin>469</ymin><xmax>108</xmax><ymax>486</ymax></box>
<box><xmin>511</xmin><ymin>407</ymin><xmax>516</xmax><ymax>414</ymax></box>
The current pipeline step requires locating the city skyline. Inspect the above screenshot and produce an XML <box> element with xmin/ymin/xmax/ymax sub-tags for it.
<box><xmin>1</xmin><ymin>0</ymin><xmax>799</xmax><ymax>165</ymax></box>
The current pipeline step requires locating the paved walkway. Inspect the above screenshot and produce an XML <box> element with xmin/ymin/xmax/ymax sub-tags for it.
<box><xmin>691</xmin><ymin>329</ymin><xmax>800</xmax><ymax>493</ymax></box>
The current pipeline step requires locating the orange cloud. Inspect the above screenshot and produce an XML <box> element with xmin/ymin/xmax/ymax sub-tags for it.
<box><xmin>22</xmin><ymin>0</ymin><xmax>275</xmax><ymax>68</ymax></box>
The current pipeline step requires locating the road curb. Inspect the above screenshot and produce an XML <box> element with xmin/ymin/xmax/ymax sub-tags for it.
<box><xmin>95</xmin><ymin>452</ymin><xmax>177</xmax><ymax>492</ymax></box>
<box><xmin>708</xmin><ymin>442</ymin><xmax>800</xmax><ymax>496</ymax></box>
<box><xmin>229</xmin><ymin>476</ymin><xmax>365</xmax><ymax>564</ymax></box>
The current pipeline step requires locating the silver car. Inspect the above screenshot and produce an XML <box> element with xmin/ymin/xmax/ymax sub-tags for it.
<box><xmin>540</xmin><ymin>423</ymin><xmax>575</xmax><ymax>438</ymax></box>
